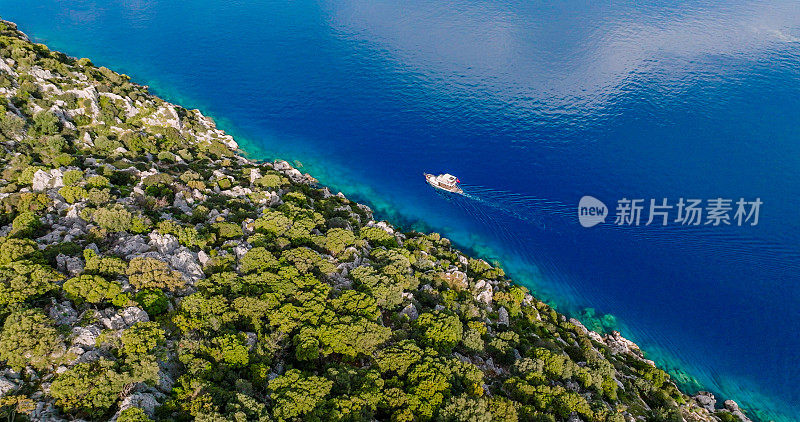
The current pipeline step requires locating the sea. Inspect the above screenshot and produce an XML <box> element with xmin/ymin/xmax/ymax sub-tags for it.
<box><xmin>2</xmin><ymin>1</ymin><xmax>799</xmax><ymax>420</ymax></box>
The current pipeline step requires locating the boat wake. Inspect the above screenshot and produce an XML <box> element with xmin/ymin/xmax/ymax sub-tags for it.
<box><xmin>428</xmin><ymin>182</ymin><xmax>579</xmax><ymax>259</ymax></box>
<box><xmin>456</xmin><ymin>184</ymin><xmax>575</xmax><ymax>231</ymax></box>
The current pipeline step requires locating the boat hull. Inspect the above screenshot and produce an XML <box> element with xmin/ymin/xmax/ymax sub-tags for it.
<box><xmin>424</xmin><ymin>173</ymin><xmax>464</xmax><ymax>194</ymax></box>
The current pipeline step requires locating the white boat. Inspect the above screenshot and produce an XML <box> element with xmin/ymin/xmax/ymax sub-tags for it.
<box><xmin>424</xmin><ymin>173</ymin><xmax>463</xmax><ymax>194</ymax></box>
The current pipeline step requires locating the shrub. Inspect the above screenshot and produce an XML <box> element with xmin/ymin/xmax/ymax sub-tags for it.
<box><xmin>18</xmin><ymin>166</ymin><xmax>44</xmax><ymax>185</ymax></box>
<box><xmin>58</xmin><ymin>185</ymin><xmax>86</xmax><ymax>203</ymax></box>
<box><xmin>92</xmin><ymin>206</ymin><xmax>132</xmax><ymax>232</ymax></box>
<box><xmin>157</xmin><ymin>151</ymin><xmax>176</xmax><ymax>162</ymax></box>
<box><xmin>142</xmin><ymin>173</ymin><xmax>172</xmax><ymax>187</ymax></box>
<box><xmin>62</xmin><ymin>169</ymin><xmax>83</xmax><ymax>186</ymax></box>
<box><xmin>86</xmin><ymin>187</ymin><xmax>111</xmax><ymax>205</ymax></box>
<box><xmin>0</xmin><ymin>309</ymin><xmax>64</xmax><ymax>371</ymax></box>
<box><xmin>93</xmin><ymin>135</ymin><xmax>123</xmax><ymax>155</ymax></box>
<box><xmin>10</xmin><ymin>211</ymin><xmax>40</xmax><ymax>237</ymax></box>
<box><xmin>127</xmin><ymin>256</ymin><xmax>185</xmax><ymax>291</ymax></box>
<box><xmin>0</xmin><ymin>261</ymin><xmax>60</xmax><ymax>306</ymax></box>
<box><xmin>120</xmin><ymin>321</ymin><xmax>164</xmax><ymax>356</ymax></box>
<box><xmin>238</xmin><ymin>246</ymin><xmax>279</xmax><ymax>274</ymax></box>
<box><xmin>324</xmin><ymin>228</ymin><xmax>355</xmax><ymax>256</ymax></box>
<box><xmin>217</xmin><ymin>177</ymin><xmax>232</xmax><ymax>190</ymax></box>
<box><xmin>214</xmin><ymin>222</ymin><xmax>242</xmax><ymax>239</ymax></box>
<box><xmin>85</xmin><ymin>175</ymin><xmax>110</xmax><ymax>188</ymax></box>
<box><xmin>31</xmin><ymin>111</ymin><xmax>60</xmax><ymax>135</ymax></box>
<box><xmin>63</xmin><ymin>274</ymin><xmax>122</xmax><ymax>304</ymax></box>
<box><xmin>50</xmin><ymin>357</ymin><xmax>158</xmax><ymax>418</ymax></box>
<box><xmin>255</xmin><ymin>174</ymin><xmax>282</xmax><ymax>189</ymax></box>
<box><xmin>360</xmin><ymin>226</ymin><xmax>396</xmax><ymax>247</ymax></box>
<box><xmin>134</xmin><ymin>288</ymin><xmax>169</xmax><ymax>316</ymax></box>
<box><xmin>83</xmin><ymin>249</ymin><xmax>127</xmax><ymax>277</ymax></box>
<box><xmin>117</xmin><ymin>408</ymin><xmax>153</xmax><ymax>422</ymax></box>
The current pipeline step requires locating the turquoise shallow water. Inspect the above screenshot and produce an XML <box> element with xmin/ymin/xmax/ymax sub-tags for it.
<box><xmin>3</xmin><ymin>1</ymin><xmax>800</xmax><ymax>420</ymax></box>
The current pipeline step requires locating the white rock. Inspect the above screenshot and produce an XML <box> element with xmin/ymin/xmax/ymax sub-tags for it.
<box><xmin>221</xmin><ymin>186</ymin><xmax>252</xmax><ymax>198</ymax></box>
<box><xmin>400</xmin><ymin>303</ymin><xmax>419</xmax><ymax>321</ymax></box>
<box><xmin>82</xmin><ymin>131</ymin><xmax>94</xmax><ymax>147</ymax></box>
<box><xmin>119</xmin><ymin>392</ymin><xmax>159</xmax><ymax>417</ymax></box>
<box><xmin>67</xmin><ymin>346</ymin><xmax>84</xmax><ymax>356</ymax></box>
<box><xmin>77</xmin><ymin>350</ymin><xmax>101</xmax><ymax>364</ymax></box>
<box><xmin>249</xmin><ymin>168</ymin><xmax>261</xmax><ymax>185</ymax></box>
<box><xmin>273</xmin><ymin>160</ymin><xmax>291</xmax><ymax>171</ymax></box>
<box><xmin>121</xmin><ymin>307</ymin><xmax>149</xmax><ymax>326</ymax></box>
<box><xmin>233</xmin><ymin>244</ymin><xmax>250</xmax><ymax>259</ymax></box>
<box><xmin>170</xmin><ymin>249</ymin><xmax>203</xmax><ymax>281</ymax></box>
<box><xmin>373</xmin><ymin>221</ymin><xmax>395</xmax><ymax>235</ymax></box>
<box><xmin>695</xmin><ymin>392</ymin><xmax>716</xmax><ymax>412</ymax></box>
<box><xmin>498</xmin><ymin>307</ymin><xmax>509</xmax><ymax>326</ymax></box>
<box><xmin>31</xmin><ymin>169</ymin><xmax>52</xmax><ymax>191</ymax></box>
<box><xmin>157</xmin><ymin>368</ymin><xmax>175</xmax><ymax>392</ymax></box>
<box><xmin>0</xmin><ymin>377</ymin><xmax>17</xmax><ymax>398</ymax></box>
<box><xmin>244</xmin><ymin>332</ymin><xmax>258</xmax><ymax>350</ymax></box>
<box><xmin>442</xmin><ymin>269</ymin><xmax>468</xmax><ymax>290</ymax></box>
<box><xmin>72</xmin><ymin>326</ymin><xmax>101</xmax><ymax>348</ymax></box>
<box><xmin>149</xmin><ymin>232</ymin><xmax>179</xmax><ymax>255</ymax></box>
<box><xmin>100</xmin><ymin>313</ymin><xmax>126</xmax><ymax>330</ymax></box>
<box><xmin>113</xmin><ymin>235</ymin><xmax>150</xmax><ymax>257</ymax></box>
<box><xmin>56</xmin><ymin>254</ymin><xmax>84</xmax><ymax>276</ymax></box>
<box><xmin>66</xmin><ymin>205</ymin><xmax>81</xmax><ymax>220</ymax></box>
<box><xmin>724</xmin><ymin>400</ymin><xmax>752</xmax><ymax>422</ymax></box>
<box><xmin>49</xmin><ymin>300</ymin><xmax>78</xmax><ymax>326</ymax></box>
<box><xmin>173</xmin><ymin>193</ymin><xmax>192</xmax><ymax>213</ymax></box>
<box><xmin>197</xmin><ymin>250</ymin><xmax>210</xmax><ymax>266</ymax></box>
<box><xmin>473</xmin><ymin>280</ymin><xmax>493</xmax><ymax>304</ymax></box>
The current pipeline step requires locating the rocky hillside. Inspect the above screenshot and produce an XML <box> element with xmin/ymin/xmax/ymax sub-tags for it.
<box><xmin>0</xmin><ymin>19</ymin><xmax>752</xmax><ymax>422</ymax></box>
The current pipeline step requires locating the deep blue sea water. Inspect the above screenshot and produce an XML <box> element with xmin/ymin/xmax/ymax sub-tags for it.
<box><xmin>3</xmin><ymin>1</ymin><xmax>800</xmax><ymax>420</ymax></box>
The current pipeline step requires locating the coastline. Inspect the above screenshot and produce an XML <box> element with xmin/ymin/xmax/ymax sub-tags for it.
<box><xmin>0</xmin><ymin>17</ymin><xmax>762</xmax><ymax>421</ymax></box>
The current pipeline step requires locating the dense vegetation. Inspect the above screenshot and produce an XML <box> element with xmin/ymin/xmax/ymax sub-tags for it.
<box><xmin>0</xmin><ymin>18</ymin><xmax>748</xmax><ymax>422</ymax></box>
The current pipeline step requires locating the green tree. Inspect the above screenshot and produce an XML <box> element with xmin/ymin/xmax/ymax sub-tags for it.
<box><xmin>10</xmin><ymin>211</ymin><xmax>40</xmax><ymax>238</ymax></box>
<box><xmin>134</xmin><ymin>288</ymin><xmax>169</xmax><ymax>316</ymax></box>
<box><xmin>324</xmin><ymin>228</ymin><xmax>355</xmax><ymax>256</ymax></box>
<box><xmin>31</xmin><ymin>111</ymin><xmax>60</xmax><ymax>135</ymax></box>
<box><xmin>92</xmin><ymin>206</ymin><xmax>133</xmax><ymax>232</ymax></box>
<box><xmin>374</xmin><ymin>340</ymin><xmax>423</xmax><ymax>376</ymax></box>
<box><xmin>0</xmin><ymin>261</ymin><xmax>60</xmax><ymax>307</ymax></box>
<box><xmin>120</xmin><ymin>321</ymin><xmax>165</xmax><ymax>356</ymax></box>
<box><xmin>0</xmin><ymin>309</ymin><xmax>64</xmax><ymax>371</ymax></box>
<box><xmin>206</xmin><ymin>334</ymin><xmax>250</xmax><ymax>368</ymax></box>
<box><xmin>50</xmin><ymin>357</ymin><xmax>158</xmax><ymax>418</ymax></box>
<box><xmin>238</xmin><ymin>246</ymin><xmax>278</xmax><ymax>274</ymax></box>
<box><xmin>415</xmin><ymin>311</ymin><xmax>463</xmax><ymax>352</ymax></box>
<box><xmin>117</xmin><ymin>407</ymin><xmax>153</xmax><ymax>422</ymax></box>
<box><xmin>349</xmin><ymin>266</ymin><xmax>402</xmax><ymax>310</ymax></box>
<box><xmin>63</xmin><ymin>274</ymin><xmax>122</xmax><ymax>304</ymax></box>
<box><xmin>359</xmin><ymin>226</ymin><xmax>396</xmax><ymax>247</ymax></box>
<box><xmin>440</xmin><ymin>396</ymin><xmax>493</xmax><ymax>422</ymax></box>
<box><xmin>127</xmin><ymin>256</ymin><xmax>185</xmax><ymax>291</ymax></box>
<box><xmin>268</xmin><ymin>369</ymin><xmax>333</xmax><ymax>421</ymax></box>
<box><xmin>0</xmin><ymin>237</ymin><xmax>41</xmax><ymax>266</ymax></box>
<box><xmin>83</xmin><ymin>249</ymin><xmax>127</xmax><ymax>277</ymax></box>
